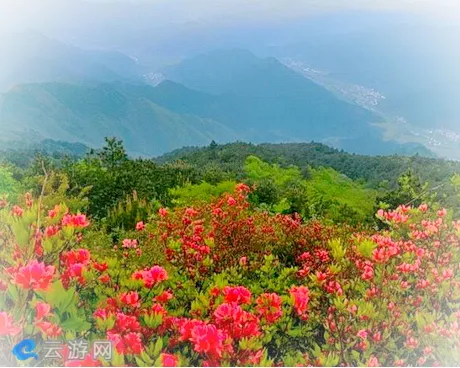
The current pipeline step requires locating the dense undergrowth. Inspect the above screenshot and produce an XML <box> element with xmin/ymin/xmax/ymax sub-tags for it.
<box><xmin>0</xmin><ymin>139</ymin><xmax>459</xmax><ymax>366</ymax></box>
<box><xmin>0</xmin><ymin>184</ymin><xmax>459</xmax><ymax>366</ymax></box>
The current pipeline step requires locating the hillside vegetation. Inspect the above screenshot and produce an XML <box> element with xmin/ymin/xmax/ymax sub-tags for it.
<box><xmin>0</xmin><ymin>138</ymin><xmax>459</xmax><ymax>366</ymax></box>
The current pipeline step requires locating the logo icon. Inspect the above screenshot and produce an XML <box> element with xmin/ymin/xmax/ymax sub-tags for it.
<box><xmin>12</xmin><ymin>339</ymin><xmax>38</xmax><ymax>361</ymax></box>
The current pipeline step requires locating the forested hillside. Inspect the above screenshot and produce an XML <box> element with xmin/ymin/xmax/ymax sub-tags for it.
<box><xmin>1</xmin><ymin>137</ymin><xmax>459</xmax><ymax>366</ymax></box>
<box><xmin>159</xmin><ymin>141</ymin><xmax>460</xmax><ymax>188</ymax></box>
<box><xmin>2</xmin><ymin>138</ymin><xmax>459</xmax><ymax>223</ymax></box>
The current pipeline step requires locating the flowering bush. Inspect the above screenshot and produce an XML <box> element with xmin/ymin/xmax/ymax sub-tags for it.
<box><xmin>0</xmin><ymin>189</ymin><xmax>459</xmax><ymax>366</ymax></box>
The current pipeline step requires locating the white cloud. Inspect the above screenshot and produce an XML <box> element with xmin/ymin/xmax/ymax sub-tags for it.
<box><xmin>0</xmin><ymin>0</ymin><xmax>458</xmax><ymax>33</ymax></box>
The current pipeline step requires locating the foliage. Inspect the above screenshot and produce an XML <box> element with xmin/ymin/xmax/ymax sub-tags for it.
<box><xmin>1</xmin><ymin>186</ymin><xmax>459</xmax><ymax>367</ymax></box>
<box><xmin>159</xmin><ymin>142</ymin><xmax>460</xmax><ymax>189</ymax></box>
<box><xmin>305</xmin><ymin>168</ymin><xmax>377</xmax><ymax>224</ymax></box>
<box><xmin>244</xmin><ymin>155</ymin><xmax>303</xmax><ymax>187</ymax></box>
<box><xmin>104</xmin><ymin>191</ymin><xmax>161</xmax><ymax>233</ymax></box>
<box><xmin>376</xmin><ymin>170</ymin><xmax>429</xmax><ymax>210</ymax></box>
<box><xmin>242</xmin><ymin>156</ymin><xmax>375</xmax><ymax>224</ymax></box>
<box><xmin>169</xmin><ymin>181</ymin><xmax>236</xmax><ymax>207</ymax></box>
<box><xmin>4</xmin><ymin>139</ymin><xmax>460</xmax><ymax>227</ymax></box>
<box><xmin>0</xmin><ymin>166</ymin><xmax>20</xmax><ymax>200</ymax></box>
<box><xmin>63</xmin><ymin>139</ymin><xmax>199</xmax><ymax>219</ymax></box>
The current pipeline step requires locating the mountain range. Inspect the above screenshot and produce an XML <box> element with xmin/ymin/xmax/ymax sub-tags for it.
<box><xmin>0</xmin><ymin>39</ymin><xmax>432</xmax><ymax>157</ymax></box>
<box><xmin>0</xmin><ymin>31</ymin><xmax>144</xmax><ymax>92</ymax></box>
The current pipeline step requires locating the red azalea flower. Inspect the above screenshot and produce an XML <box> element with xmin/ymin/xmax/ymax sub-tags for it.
<box><xmin>62</xmin><ymin>214</ymin><xmax>90</xmax><ymax>228</ymax></box>
<box><xmin>12</xmin><ymin>205</ymin><xmax>24</xmax><ymax>217</ymax></box>
<box><xmin>227</xmin><ymin>196</ymin><xmax>236</xmax><ymax>206</ymax></box>
<box><xmin>109</xmin><ymin>332</ymin><xmax>143</xmax><ymax>355</ymax></box>
<box><xmin>34</xmin><ymin>242</ymin><xmax>44</xmax><ymax>258</ymax></box>
<box><xmin>222</xmin><ymin>286</ymin><xmax>252</xmax><ymax>305</ymax></box>
<box><xmin>361</xmin><ymin>265</ymin><xmax>374</xmax><ymax>281</ymax></box>
<box><xmin>45</xmin><ymin>225</ymin><xmax>60</xmax><ymax>238</ymax></box>
<box><xmin>437</xmin><ymin>208</ymin><xmax>447</xmax><ymax>217</ymax></box>
<box><xmin>107</xmin><ymin>332</ymin><xmax>124</xmax><ymax>353</ymax></box>
<box><xmin>136</xmin><ymin>221</ymin><xmax>146</xmax><ymax>231</ymax></box>
<box><xmin>35</xmin><ymin>302</ymin><xmax>52</xmax><ymax>321</ymax></box>
<box><xmin>442</xmin><ymin>268</ymin><xmax>454</xmax><ymax>280</ymax></box>
<box><xmin>120</xmin><ymin>291</ymin><xmax>141</xmax><ymax>308</ymax></box>
<box><xmin>70</xmin><ymin>263</ymin><xmax>85</xmax><ymax>278</ymax></box>
<box><xmin>0</xmin><ymin>312</ymin><xmax>20</xmax><ymax>336</ymax></box>
<box><xmin>289</xmin><ymin>285</ymin><xmax>310</xmax><ymax>318</ymax></box>
<box><xmin>417</xmin><ymin>357</ymin><xmax>427</xmax><ymax>365</ymax></box>
<box><xmin>150</xmin><ymin>303</ymin><xmax>167</xmax><ymax>317</ymax></box>
<box><xmin>184</xmin><ymin>208</ymin><xmax>198</xmax><ymax>217</ymax></box>
<box><xmin>155</xmin><ymin>290</ymin><xmax>174</xmax><ymax>304</ymax></box>
<box><xmin>161</xmin><ymin>353</ymin><xmax>179</xmax><ymax>367</ymax></box>
<box><xmin>315</xmin><ymin>249</ymin><xmax>330</xmax><ymax>263</ymax></box>
<box><xmin>48</xmin><ymin>205</ymin><xmax>60</xmax><ymax>219</ymax></box>
<box><xmin>12</xmin><ymin>260</ymin><xmax>55</xmax><ymax>290</ymax></box>
<box><xmin>94</xmin><ymin>262</ymin><xmax>108</xmax><ymax>273</ymax></box>
<box><xmin>132</xmin><ymin>266</ymin><xmax>168</xmax><ymax>288</ymax></box>
<box><xmin>368</xmin><ymin>356</ymin><xmax>380</xmax><ymax>367</ymax></box>
<box><xmin>62</xmin><ymin>249</ymin><xmax>91</xmax><ymax>266</ymax></box>
<box><xmin>256</xmin><ymin>293</ymin><xmax>282</xmax><ymax>324</ymax></box>
<box><xmin>159</xmin><ymin>208</ymin><xmax>168</xmax><ymax>217</ymax></box>
<box><xmin>111</xmin><ymin>312</ymin><xmax>141</xmax><ymax>333</ymax></box>
<box><xmin>94</xmin><ymin>308</ymin><xmax>111</xmax><ymax>321</ymax></box>
<box><xmin>235</xmin><ymin>183</ymin><xmax>250</xmax><ymax>193</ymax></box>
<box><xmin>357</xmin><ymin>329</ymin><xmax>368</xmax><ymax>339</ymax></box>
<box><xmin>60</xmin><ymin>249</ymin><xmax>91</xmax><ymax>286</ymax></box>
<box><xmin>424</xmin><ymin>346</ymin><xmax>434</xmax><ymax>356</ymax></box>
<box><xmin>122</xmin><ymin>239</ymin><xmax>138</xmax><ymax>249</ymax></box>
<box><xmin>123</xmin><ymin>332</ymin><xmax>144</xmax><ymax>354</ymax></box>
<box><xmin>418</xmin><ymin>203</ymin><xmax>428</xmax><ymax>212</ymax></box>
<box><xmin>179</xmin><ymin>319</ymin><xmax>207</xmax><ymax>342</ymax></box>
<box><xmin>232</xmin><ymin>311</ymin><xmax>260</xmax><ymax>339</ymax></box>
<box><xmin>35</xmin><ymin>321</ymin><xmax>62</xmax><ymax>337</ymax></box>
<box><xmin>190</xmin><ymin>324</ymin><xmax>225</xmax><ymax>359</ymax></box>
<box><xmin>98</xmin><ymin>274</ymin><xmax>110</xmax><ymax>283</ymax></box>
<box><xmin>372</xmin><ymin>331</ymin><xmax>382</xmax><ymax>342</ymax></box>
<box><xmin>213</xmin><ymin>302</ymin><xmax>242</xmax><ymax>327</ymax></box>
<box><xmin>405</xmin><ymin>337</ymin><xmax>418</xmax><ymax>349</ymax></box>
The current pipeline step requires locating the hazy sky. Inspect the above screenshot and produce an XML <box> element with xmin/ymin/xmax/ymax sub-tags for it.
<box><xmin>1</xmin><ymin>0</ymin><xmax>459</xmax><ymax>33</ymax></box>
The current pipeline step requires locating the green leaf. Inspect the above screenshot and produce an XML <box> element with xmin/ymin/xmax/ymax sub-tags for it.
<box><xmin>329</xmin><ymin>239</ymin><xmax>346</xmax><ymax>261</ymax></box>
<box><xmin>112</xmin><ymin>351</ymin><xmax>125</xmax><ymax>367</ymax></box>
<box><xmin>37</xmin><ymin>280</ymin><xmax>76</xmax><ymax>311</ymax></box>
<box><xmin>135</xmin><ymin>357</ymin><xmax>147</xmax><ymax>367</ymax></box>
<box><xmin>287</xmin><ymin>327</ymin><xmax>302</xmax><ymax>337</ymax></box>
<box><xmin>60</xmin><ymin>316</ymin><xmax>91</xmax><ymax>332</ymax></box>
<box><xmin>153</xmin><ymin>355</ymin><xmax>162</xmax><ymax>367</ymax></box>
<box><xmin>152</xmin><ymin>337</ymin><xmax>163</xmax><ymax>357</ymax></box>
<box><xmin>7</xmin><ymin>283</ymin><xmax>19</xmax><ymax>303</ymax></box>
<box><xmin>357</xmin><ymin>239</ymin><xmax>377</xmax><ymax>259</ymax></box>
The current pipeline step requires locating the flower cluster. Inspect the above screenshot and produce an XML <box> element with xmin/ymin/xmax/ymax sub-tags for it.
<box><xmin>9</xmin><ymin>259</ymin><xmax>55</xmax><ymax>290</ymax></box>
<box><xmin>0</xmin><ymin>189</ymin><xmax>459</xmax><ymax>367</ymax></box>
<box><xmin>60</xmin><ymin>248</ymin><xmax>91</xmax><ymax>288</ymax></box>
<box><xmin>132</xmin><ymin>265</ymin><xmax>168</xmax><ymax>288</ymax></box>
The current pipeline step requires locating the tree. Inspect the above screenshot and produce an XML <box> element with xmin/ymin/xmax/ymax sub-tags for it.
<box><xmin>376</xmin><ymin>169</ymin><xmax>428</xmax><ymax>210</ymax></box>
<box><xmin>88</xmin><ymin>137</ymin><xmax>128</xmax><ymax>170</ymax></box>
<box><xmin>0</xmin><ymin>166</ymin><xmax>20</xmax><ymax>199</ymax></box>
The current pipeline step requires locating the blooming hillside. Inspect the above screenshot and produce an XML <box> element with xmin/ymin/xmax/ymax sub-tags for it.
<box><xmin>0</xmin><ymin>184</ymin><xmax>459</xmax><ymax>366</ymax></box>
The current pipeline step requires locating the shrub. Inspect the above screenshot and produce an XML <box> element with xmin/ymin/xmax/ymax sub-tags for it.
<box><xmin>0</xmin><ymin>188</ymin><xmax>459</xmax><ymax>366</ymax></box>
